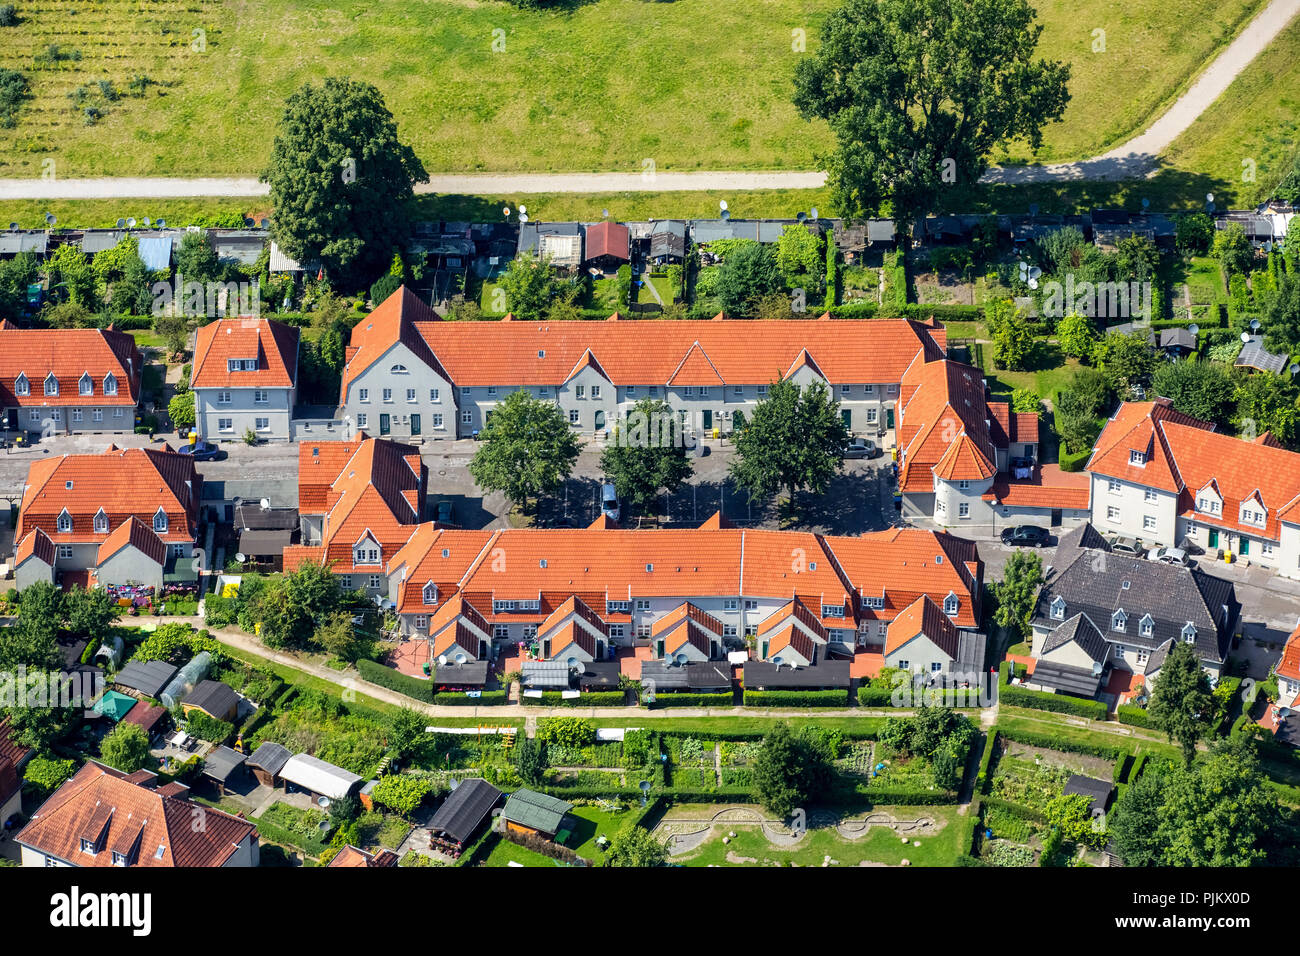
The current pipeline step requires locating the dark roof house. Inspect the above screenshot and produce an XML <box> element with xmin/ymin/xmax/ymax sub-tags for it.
<box><xmin>427</xmin><ymin>778</ymin><xmax>504</xmax><ymax>849</ymax></box>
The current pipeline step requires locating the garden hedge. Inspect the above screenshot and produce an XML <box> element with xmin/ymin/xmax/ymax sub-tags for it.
<box><xmin>998</xmin><ymin>683</ymin><xmax>1108</xmax><ymax>720</ymax></box>
<box><xmin>976</xmin><ymin>729</ymin><xmax>1000</xmax><ymax>794</ymax></box>
<box><xmin>356</xmin><ymin>659</ymin><xmax>435</xmax><ymax>702</ymax></box>
<box><xmin>521</xmin><ymin>691</ymin><xmax>626</xmax><ymax>707</ymax></box>
<box><xmin>433</xmin><ymin>690</ymin><xmax>508</xmax><ymax>706</ymax></box>
<box><xmin>643</xmin><ymin>692</ymin><xmax>734</xmax><ymax>709</ymax></box>
<box><xmin>742</xmin><ymin>689</ymin><xmax>849</xmax><ymax>708</ymax></box>
<box><xmin>1116</xmin><ymin>704</ymin><xmax>1154</xmax><ymax>729</ymax></box>
<box><xmin>998</xmin><ymin>726</ymin><xmax>1123</xmax><ymax>761</ymax></box>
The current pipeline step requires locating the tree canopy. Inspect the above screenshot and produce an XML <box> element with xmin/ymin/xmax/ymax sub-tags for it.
<box><xmin>752</xmin><ymin>722</ymin><xmax>835</xmax><ymax>817</ymax></box>
<box><xmin>263</xmin><ymin>76</ymin><xmax>428</xmax><ymax>288</ymax></box>
<box><xmin>792</xmin><ymin>0</ymin><xmax>1069</xmax><ymax>222</ymax></box>
<box><xmin>1146</xmin><ymin>640</ymin><xmax>1212</xmax><ymax>766</ymax></box>
<box><xmin>1151</xmin><ymin>359</ymin><xmax>1234</xmax><ymax>428</ymax></box>
<box><xmin>600</xmin><ymin>398</ymin><xmax>695</xmax><ymax>518</ymax></box>
<box><xmin>469</xmin><ymin>389</ymin><xmax>580</xmax><ymax>511</ymax></box>
<box><xmin>992</xmin><ymin>550</ymin><xmax>1044</xmax><ymax>640</ymax></box>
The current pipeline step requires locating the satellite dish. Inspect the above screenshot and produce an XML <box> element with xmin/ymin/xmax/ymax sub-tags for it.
<box><xmin>502</xmin><ymin>206</ymin><xmax>511</xmax><ymax>218</ymax></box>
<box><xmin>721</xmin><ymin>210</ymin><xmax>731</xmax><ymax>220</ymax></box>
<box><xmin>142</xmin><ymin>217</ymin><xmax>151</xmax><ymax>227</ymax></box>
<box><xmin>566</xmin><ymin>657</ymin><xmax>578</xmax><ymax>668</ymax></box>
<box><xmin>126</xmin><ymin>218</ymin><xmax>136</xmax><ymax>228</ymax></box>
<box><xmin>1188</xmin><ymin>324</ymin><xmax>1199</xmax><ymax>336</ymax></box>
<box><xmin>454</xmin><ymin>653</ymin><xmax>466</xmax><ymax>664</ymax></box>
<box><xmin>1291</xmin><ymin>363</ymin><xmax>1300</xmax><ymax>377</ymax></box>
<box><xmin>796</xmin><ymin>211</ymin><xmax>806</xmax><ymax>222</ymax></box>
<box><xmin>602</xmin><ymin>209</ymin><xmax>609</xmax><ymax>218</ymax></box>
<box><xmin>437</xmin><ymin>655</ymin><xmax>448</xmax><ymax>666</ymax></box>
<box><xmin>259</xmin><ymin>498</ymin><xmax>271</xmax><ymax>509</ymax></box>
<box><xmin>1264</xmin><ymin>241</ymin><xmax>1274</xmax><ymax>252</ymax></box>
<box><xmin>116</xmin><ymin>218</ymin><xmax>126</xmax><ymax>228</ymax></box>
<box><xmin>45</xmin><ymin>213</ymin><xmax>56</xmax><ymax>226</ymax></box>
<box><xmin>243</xmin><ymin>217</ymin><xmax>255</xmax><ymax>227</ymax></box>
<box><xmin>1019</xmin><ymin>261</ymin><xmax>1029</xmax><ymax>274</ymax></box>
<box><xmin>519</xmin><ymin>213</ymin><xmax>529</xmax><ymax>223</ymax></box>
<box><xmin>1250</xmin><ymin>318</ymin><xmax>1261</xmax><ymax>331</ymax></box>
<box><xmin>810</xmin><ymin>207</ymin><xmax>819</xmax><ymax>220</ymax></box>
<box><xmin>1241</xmin><ymin>332</ymin><xmax>1252</xmax><ymax>343</ymax></box>
<box><xmin>1029</xmin><ymin>266</ymin><xmax>1042</xmax><ymax>279</ymax></box>
<box><xmin>1141</xmin><ymin>197</ymin><xmax>1150</xmax><ymax>209</ymax></box>
<box><xmin>259</xmin><ymin>218</ymin><xmax>269</xmax><ymax>228</ymax></box>
<box><xmin>156</xmin><ymin>219</ymin><xmax>166</xmax><ymax>228</ymax></box>
<box><xmin>1206</xmin><ymin>193</ymin><xmax>1214</xmax><ymax>203</ymax></box>
<box><xmin>518</xmin><ymin>204</ymin><xmax>527</xmax><ymax>214</ymax></box>
<box><xmin>7</xmin><ymin>222</ymin><xmax>16</xmax><ymax>230</ymax></box>
<box><xmin>235</xmin><ymin>552</ymin><xmax>247</xmax><ymax>563</ymax></box>
<box><xmin>719</xmin><ymin>200</ymin><xmax>728</xmax><ymax>212</ymax></box>
<box><xmin>1028</xmin><ymin>278</ymin><xmax>1039</xmax><ymax>290</ymax></box>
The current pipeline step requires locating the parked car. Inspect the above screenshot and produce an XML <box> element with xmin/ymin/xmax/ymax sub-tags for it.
<box><xmin>1147</xmin><ymin>546</ymin><xmax>1190</xmax><ymax>566</ymax></box>
<box><xmin>843</xmin><ymin>437</ymin><xmax>882</xmax><ymax>459</ymax></box>
<box><xmin>1110</xmin><ymin>535</ymin><xmax>1144</xmax><ymax>556</ymax></box>
<box><xmin>1000</xmin><ymin>525</ymin><xmax>1051</xmax><ymax>547</ymax></box>
<box><xmin>177</xmin><ymin>441</ymin><xmax>222</xmax><ymax>461</ymax></box>
<box><xmin>601</xmin><ymin>482</ymin><xmax>621</xmax><ymax>522</ymax></box>
<box><xmin>433</xmin><ymin>500</ymin><xmax>455</xmax><ymax>525</ymax></box>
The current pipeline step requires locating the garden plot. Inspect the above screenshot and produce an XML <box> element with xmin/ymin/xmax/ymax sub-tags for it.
<box><xmin>999</xmin><ymin>738</ymin><xmax>1114</xmax><ymax>779</ymax></box>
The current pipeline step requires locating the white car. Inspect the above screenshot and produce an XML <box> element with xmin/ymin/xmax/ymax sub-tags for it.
<box><xmin>1146</xmin><ymin>546</ymin><xmax>1189</xmax><ymax>567</ymax></box>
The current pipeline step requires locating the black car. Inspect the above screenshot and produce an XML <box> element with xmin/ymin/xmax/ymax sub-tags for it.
<box><xmin>177</xmin><ymin>441</ymin><xmax>222</xmax><ymax>462</ymax></box>
<box><xmin>1001</xmin><ymin>525</ymin><xmax>1051</xmax><ymax>547</ymax></box>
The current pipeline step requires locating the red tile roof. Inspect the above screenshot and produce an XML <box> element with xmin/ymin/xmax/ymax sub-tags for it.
<box><xmin>0</xmin><ymin>326</ymin><xmax>142</xmax><ymax>408</ymax></box>
<box><xmin>17</xmin><ymin>761</ymin><xmax>255</xmax><ymax>867</ymax></box>
<box><xmin>1085</xmin><ymin>399</ymin><xmax>1214</xmax><ymax>495</ymax></box>
<box><xmin>584</xmin><ymin>221</ymin><xmax>630</xmax><ymax>261</ymax></box>
<box><xmin>885</xmin><ymin>594</ymin><xmax>960</xmax><ymax>657</ymax></box>
<box><xmin>897</xmin><ymin>359</ymin><xmax>999</xmax><ymax>493</ymax></box>
<box><xmin>14</xmin><ymin>528</ymin><xmax>54</xmax><ymax>567</ymax></box>
<box><xmin>1276</xmin><ymin>624</ymin><xmax>1300</xmax><ymax>683</ymax></box>
<box><xmin>339</xmin><ymin>287</ymin><xmax>449</xmax><ymax>398</ymax></box>
<box><xmin>0</xmin><ymin>716</ymin><xmax>33</xmax><ymax>772</ymax></box>
<box><xmin>17</xmin><ymin>445</ymin><xmax>200</xmax><ymax>546</ymax></box>
<box><xmin>96</xmin><ymin>516</ymin><xmax>166</xmax><ymax>567</ymax></box>
<box><xmin>191</xmin><ymin>317</ymin><xmax>300</xmax><ymax>389</ymax></box>
<box><xmin>983</xmin><ymin>464</ymin><xmax>1091</xmax><ymax>510</ymax></box>
<box><xmin>765</xmin><ymin>623</ymin><xmax>816</xmax><ymax>663</ymax></box>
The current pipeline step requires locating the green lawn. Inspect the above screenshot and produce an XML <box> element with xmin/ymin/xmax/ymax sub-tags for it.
<box><xmin>0</xmin><ymin>0</ymin><xmax>1274</xmax><ymax>178</ymax></box>
<box><xmin>478</xmin><ymin>833</ymin><xmax>559</xmax><ymax>868</ymax></box>
<box><xmin>673</xmin><ymin>804</ymin><xmax>969</xmax><ymax>867</ymax></box>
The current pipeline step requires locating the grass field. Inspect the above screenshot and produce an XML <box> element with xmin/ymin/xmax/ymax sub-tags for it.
<box><xmin>0</xmin><ymin>0</ymin><xmax>1277</xmax><ymax>179</ymax></box>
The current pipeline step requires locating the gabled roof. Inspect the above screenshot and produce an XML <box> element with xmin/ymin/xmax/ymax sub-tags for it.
<box><xmin>339</xmin><ymin>286</ymin><xmax>448</xmax><ymax>399</ymax></box>
<box><xmin>427</xmin><ymin>778</ymin><xmax>504</xmax><ymax>846</ymax></box>
<box><xmin>765</xmin><ymin>623</ymin><xmax>816</xmax><ymax>664</ymax></box>
<box><xmin>191</xmin><ymin>317</ymin><xmax>300</xmax><ymax>389</ymax></box>
<box><xmin>1040</xmin><ymin>613</ymin><xmax>1108</xmax><ymax>664</ymax></box>
<box><xmin>897</xmin><ymin>359</ymin><xmax>999</xmax><ymax>493</ymax></box>
<box><xmin>97</xmin><ymin>516</ymin><xmax>166</xmax><ymax>567</ymax></box>
<box><xmin>0</xmin><ymin>326</ymin><xmax>142</xmax><ymax>408</ymax></box>
<box><xmin>1085</xmin><ymin>399</ymin><xmax>1213</xmax><ymax>494</ymax></box>
<box><xmin>183</xmin><ymin>679</ymin><xmax>239</xmax><ymax>719</ymax></box>
<box><xmin>113</xmin><ymin>659</ymin><xmax>178</xmax><ymax>699</ymax></box>
<box><xmin>885</xmin><ymin>595</ymin><xmax>961</xmax><ymax>658</ymax></box>
<box><xmin>16</xmin><ymin>761</ymin><xmax>255</xmax><ymax>867</ymax></box>
<box><xmin>1276</xmin><ymin>623</ymin><xmax>1300</xmax><ymax>683</ymax></box>
<box><xmin>17</xmin><ymin>445</ymin><xmax>200</xmax><ymax>545</ymax></box>
<box><xmin>502</xmin><ymin>788</ymin><xmax>572</xmax><ymax>834</ymax></box>
<box><xmin>584</xmin><ymin>220</ymin><xmax>630</xmax><ymax>261</ymax></box>
<box><xmin>14</xmin><ymin>528</ymin><xmax>54</xmax><ymax>567</ymax></box>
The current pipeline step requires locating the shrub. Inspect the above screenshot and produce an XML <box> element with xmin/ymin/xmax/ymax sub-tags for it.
<box><xmin>521</xmin><ymin>691</ymin><xmax>625</xmax><ymax>707</ymax></box>
<box><xmin>370</xmin><ymin>274</ymin><xmax>401</xmax><ymax>306</ymax></box>
<box><xmin>644</xmin><ymin>691</ymin><xmax>733</xmax><ymax>708</ymax></box>
<box><xmin>0</xmin><ymin>6</ymin><xmax>17</xmax><ymax>27</ymax></box>
<box><xmin>998</xmin><ymin>683</ymin><xmax>1108</xmax><ymax>720</ymax></box>
<box><xmin>356</xmin><ymin>658</ymin><xmax>434</xmax><ymax>702</ymax></box>
<box><xmin>536</xmin><ymin>717</ymin><xmax>596</xmax><ymax>749</ymax></box>
<box><xmin>23</xmin><ymin>757</ymin><xmax>75</xmax><ymax>799</ymax></box>
<box><xmin>184</xmin><ymin>709</ymin><xmax>234</xmax><ymax>744</ymax></box>
<box><xmin>742</xmin><ymin>689</ymin><xmax>849</xmax><ymax>707</ymax></box>
<box><xmin>0</xmin><ymin>67</ymin><xmax>30</xmax><ymax>128</ymax></box>
<box><xmin>369</xmin><ymin>774</ymin><xmax>434</xmax><ymax>816</ymax></box>
<box><xmin>1116</xmin><ymin>704</ymin><xmax>1154</xmax><ymax>728</ymax></box>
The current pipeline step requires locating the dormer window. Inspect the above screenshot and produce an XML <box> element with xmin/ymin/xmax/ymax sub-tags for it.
<box><xmin>354</xmin><ymin>540</ymin><xmax>380</xmax><ymax>565</ymax></box>
<box><xmin>44</xmin><ymin>373</ymin><xmax>58</xmax><ymax>396</ymax></box>
<box><xmin>422</xmin><ymin>581</ymin><xmax>438</xmax><ymax>605</ymax></box>
<box><xmin>1129</xmin><ymin>449</ymin><xmax>1146</xmax><ymax>466</ymax></box>
<box><xmin>1182</xmin><ymin>622</ymin><xmax>1197</xmax><ymax>644</ymax></box>
<box><xmin>153</xmin><ymin>508</ymin><xmax>168</xmax><ymax>533</ymax></box>
<box><xmin>93</xmin><ymin>509</ymin><xmax>109</xmax><ymax>533</ymax></box>
<box><xmin>1111</xmin><ymin>609</ymin><xmax>1127</xmax><ymax>633</ymax></box>
<box><xmin>943</xmin><ymin>592</ymin><xmax>959</xmax><ymax>617</ymax></box>
<box><xmin>227</xmin><ymin>358</ymin><xmax>257</xmax><ymax>372</ymax></box>
<box><xmin>80</xmin><ymin>838</ymin><xmax>97</xmax><ymax>855</ymax></box>
<box><xmin>103</xmin><ymin>373</ymin><xmax>117</xmax><ymax>396</ymax></box>
<box><xmin>111</xmin><ymin>851</ymin><xmax>130</xmax><ymax>867</ymax></box>
<box><xmin>390</xmin><ymin>364</ymin><xmax>408</xmax><ymax>374</ymax></box>
<box><xmin>14</xmin><ymin>372</ymin><xmax>28</xmax><ymax>396</ymax></box>
<box><xmin>1050</xmin><ymin>596</ymin><xmax>1066</xmax><ymax>620</ymax></box>
<box><xmin>1139</xmin><ymin>614</ymin><xmax>1154</xmax><ymax>638</ymax></box>
<box><xmin>57</xmin><ymin>509</ymin><xmax>72</xmax><ymax>533</ymax></box>
<box><xmin>79</xmin><ymin>372</ymin><xmax>93</xmax><ymax>396</ymax></box>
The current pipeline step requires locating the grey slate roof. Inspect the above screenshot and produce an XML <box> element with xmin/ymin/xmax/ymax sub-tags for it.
<box><xmin>246</xmin><ymin>741</ymin><xmax>292</xmax><ymax>776</ymax></box>
<box><xmin>184</xmin><ymin>679</ymin><xmax>239</xmax><ymax>718</ymax></box>
<box><xmin>1033</xmin><ymin>536</ymin><xmax>1237</xmax><ymax>664</ymax></box>
<box><xmin>434</xmin><ymin>661</ymin><xmax>490</xmax><ymax>688</ymax></box>
<box><xmin>114</xmin><ymin>659</ymin><xmax>179</xmax><ymax>699</ymax></box>
<box><xmin>639</xmin><ymin>660</ymin><xmax>732</xmax><ymax>691</ymax></box>
<box><xmin>1041</xmin><ymin>613</ymin><xmax>1108</xmax><ymax>664</ymax></box>
<box><xmin>1236</xmin><ymin>336</ymin><xmax>1289</xmax><ymax>374</ymax></box>
<box><xmin>201</xmin><ymin>745</ymin><xmax>247</xmax><ymax>784</ymax></box>
<box><xmin>1064</xmin><ymin>774</ymin><xmax>1113</xmax><ymax>815</ymax></box>
<box><xmin>428</xmin><ymin>778</ymin><xmax>503</xmax><ymax>845</ymax></box>
<box><xmin>1024</xmin><ymin>661</ymin><xmax>1104</xmax><ymax>697</ymax></box>
<box><xmin>744</xmin><ymin>659</ymin><xmax>850</xmax><ymax>690</ymax></box>
<box><xmin>502</xmin><ymin>788</ymin><xmax>572</xmax><ymax>835</ymax></box>
<box><xmin>1159</xmin><ymin>328</ymin><xmax>1197</xmax><ymax>351</ymax></box>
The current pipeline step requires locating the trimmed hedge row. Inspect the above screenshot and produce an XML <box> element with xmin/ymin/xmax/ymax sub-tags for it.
<box><xmin>433</xmin><ymin>691</ymin><xmax>508</xmax><ymax>706</ymax></box>
<box><xmin>976</xmin><ymin>729</ymin><xmax>1000</xmax><ymax>794</ymax></box>
<box><xmin>356</xmin><ymin>658</ymin><xmax>435</xmax><ymax>702</ymax></box>
<box><xmin>644</xmin><ymin>692</ymin><xmax>734</xmax><ymax>709</ymax></box>
<box><xmin>999</xmin><ymin>725</ymin><xmax>1123</xmax><ymax>761</ymax></box>
<box><xmin>980</xmin><ymin>794</ymin><xmax>1048</xmax><ymax>825</ymax></box>
<box><xmin>742</xmin><ymin>689</ymin><xmax>849</xmax><ymax>708</ymax></box>
<box><xmin>857</xmin><ymin>684</ymin><xmax>897</xmax><ymax>707</ymax></box>
<box><xmin>521</xmin><ymin>691</ymin><xmax>627</xmax><ymax>707</ymax></box>
<box><xmin>998</xmin><ymin>683</ymin><xmax>1109</xmax><ymax>720</ymax></box>
<box><xmin>1116</xmin><ymin>704</ymin><xmax>1154</xmax><ymax>728</ymax></box>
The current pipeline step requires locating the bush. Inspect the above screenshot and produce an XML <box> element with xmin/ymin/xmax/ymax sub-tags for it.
<box><xmin>184</xmin><ymin>709</ymin><xmax>234</xmax><ymax>744</ymax></box>
<box><xmin>1057</xmin><ymin>447</ymin><xmax>1093</xmax><ymax>472</ymax></box>
<box><xmin>742</xmin><ymin>689</ymin><xmax>849</xmax><ymax>707</ymax></box>
<box><xmin>370</xmin><ymin>274</ymin><xmax>401</xmax><ymax>306</ymax></box>
<box><xmin>644</xmin><ymin>691</ymin><xmax>733</xmax><ymax>708</ymax></box>
<box><xmin>521</xmin><ymin>691</ymin><xmax>626</xmax><ymax>707</ymax></box>
<box><xmin>431</xmin><ymin>690</ymin><xmax>507</xmax><ymax>706</ymax></box>
<box><xmin>23</xmin><ymin>757</ymin><xmax>75</xmax><ymax>799</ymax></box>
<box><xmin>356</xmin><ymin>658</ymin><xmax>434</xmax><ymax>702</ymax></box>
<box><xmin>998</xmin><ymin>683</ymin><xmax>1108</xmax><ymax>720</ymax></box>
<box><xmin>0</xmin><ymin>6</ymin><xmax>17</xmax><ymax>27</ymax></box>
<box><xmin>1116</xmin><ymin>704</ymin><xmax>1154</xmax><ymax>728</ymax></box>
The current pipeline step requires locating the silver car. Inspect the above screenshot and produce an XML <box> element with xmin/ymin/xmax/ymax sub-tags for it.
<box><xmin>843</xmin><ymin>438</ymin><xmax>881</xmax><ymax>459</ymax></box>
<box><xmin>1147</xmin><ymin>546</ymin><xmax>1190</xmax><ymax>567</ymax></box>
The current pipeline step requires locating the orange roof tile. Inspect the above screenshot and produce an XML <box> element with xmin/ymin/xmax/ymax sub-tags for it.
<box><xmin>885</xmin><ymin>595</ymin><xmax>960</xmax><ymax>657</ymax></box>
<box><xmin>14</xmin><ymin>528</ymin><xmax>54</xmax><ymax>567</ymax></box>
<box><xmin>191</xmin><ymin>317</ymin><xmax>299</xmax><ymax>389</ymax></box>
<box><xmin>765</xmin><ymin>623</ymin><xmax>815</xmax><ymax>663</ymax></box>
<box><xmin>897</xmin><ymin>359</ymin><xmax>999</xmax><ymax>493</ymax></box>
<box><xmin>1277</xmin><ymin>624</ymin><xmax>1300</xmax><ymax>683</ymax></box>
<box><xmin>983</xmin><ymin>464</ymin><xmax>1090</xmax><ymax>510</ymax></box>
<box><xmin>0</xmin><ymin>326</ymin><xmax>142</xmax><ymax>408</ymax></box>
<box><xmin>97</xmin><ymin>516</ymin><xmax>166</xmax><ymax>567</ymax></box>
<box><xmin>1086</xmin><ymin>399</ymin><xmax>1213</xmax><ymax>494</ymax></box>
<box><xmin>340</xmin><ymin>287</ymin><xmax>448</xmax><ymax>398</ymax></box>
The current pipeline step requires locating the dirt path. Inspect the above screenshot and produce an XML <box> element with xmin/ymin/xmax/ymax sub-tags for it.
<box><xmin>3</xmin><ymin>0</ymin><xmax>1297</xmax><ymax>202</ymax></box>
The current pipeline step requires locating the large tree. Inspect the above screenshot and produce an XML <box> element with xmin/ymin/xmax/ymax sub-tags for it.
<box><xmin>1232</xmin><ymin>371</ymin><xmax>1300</xmax><ymax>447</ymax></box>
<box><xmin>1151</xmin><ymin>359</ymin><xmax>1234</xmax><ymax>427</ymax></box>
<box><xmin>1092</xmin><ymin>331</ymin><xmax>1158</xmax><ymax>395</ymax></box>
<box><xmin>752</xmin><ymin>722</ymin><xmax>835</xmax><ymax>817</ymax></box>
<box><xmin>1146</xmin><ymin>640</ymin><xmax>1212</xmax><ymax>767</ymax></box>
<box><xmin>716</xmin><ymin>242</ymin><xmax>782</xmax><ymax>317</ymax></box>
<box><xmin>604</xmin><ymin>823</ymin><xmax>669</xmax><ymax>867</ymax></box>
<box><xmin>792</xmin><ymin>0</ymin><xmax>1069</xmax><ymax>222</ymax></box>
<box><xmin>1055</xmin><ymin>312</ymin><xmax>1097</xmax><ymax>360</ymax></box>
<box><xmin>729</xmin><ymin>378</ymin><xmax>847</xmax><ymax>513</ymax></box>
<box><xmin>992</xmin><ymin>550</ymin><xmax>1043</xmax><ymax>640</ymax></box>
<box><xmin>1264</xmin><ymin>274</ymin><xmax>1300</xmax><ymax>356</ymax></box>
<box><xmin>469</xmin><ymin>389</ymin><xmax>580</xmax><ymax>512</ymax></box>
<box><xmin>600</xmin><ymin>399</ymin><xmax>694</xmax><ymax>519</ymax></box>
<box><xmin>499</xmin><ymin>254</ymin><xmax>567</xmax><ymax>321</ymax></box>
<box><xmin>99</xmin><ymin>723</ymin><xmax>151</xmax><ymax>773</ymax></box>
<box><xmin>262</xmin><ymin>77</ymin><xmax>428</xmax><ymax>288</ymax></box>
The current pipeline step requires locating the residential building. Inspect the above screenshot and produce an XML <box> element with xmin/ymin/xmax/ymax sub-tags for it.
<box><xmin>190</xmin><ymin>317</ymin><xmax>300</xmax><ymax>441</ymax></box>
<box><xmin>1027</xmin><ymin>523</ymin><xmax>1239</xmax><ymax>693</ymax></box>
<box><xmin>12</xmin><ymin>444</ymin><xmax>202</xmax><ymax>591</ymax></box>
<box><xmin>896</xmin><ymin>356</ymin><xmax>1090</xmax><ymax>528</ymax></box>
<box><xmin>0</xmin><ymin>321</ymin><xmax>143</xmax><ymax>434</ymax></box>
<box><xmin>338</xmin><ymin>286</ymin><xmax>949</xmax><ymax>441</ymax></box>
<box><xmin>16</xmin><ymin>761</ymin><xmax>258</xmax><ymax>867</ymax></box>
<box><xmin>1086</xmin><ymin>399</ymin><xmax>1300</xmax><ymax>576</ymax></box>
<box><xmin>883</xmin><ymin>594</ymin><xmax>987</xmax><ymax>679</ymax></box>
<box><xmin>282</xmin><ymin>436</ymin><xmax>427</xmax><ymax>599</ymax></box>
<box><xmin>381</xmin><ymin>513</ymin><xmax>985</xmax><ymax>663</ymax></box>
<box><xmin>0</xmin><ymin>717</ymin><xmax>32</xmax><ymax>826</ymax></box>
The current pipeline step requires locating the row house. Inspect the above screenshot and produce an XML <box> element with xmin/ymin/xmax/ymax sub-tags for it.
<box><xmin>336</xmin><ymin>286</ymin><xmax>949</xmax><ymax>442</ymax></box>
<box><xmin>0</xmin><ymin>320</ymin><xmax>143</xmax><ymax>435</ymax></box>
<box><xmin>190</xmin><ymin>317</ymin><xmax>300</xmax><ymax>441</ymax></box>
<box><xmin>281</xmin><ymin>436</ymin><xmax>427</xmax><ymax>598</ymax></box>
<box><xmin>13</xmin><ymin>445</ymin><xmax>201</xmax><ymax>592</ymax></box>
<box><xmin>896</xmin><ymin>355</ymin><xmax>1090</xmax><ymax>529</ymax></box>
<box><xmin>379</xmin><ymin>509</ymin><xmax>985</xmax><ymax>671</ymax></box>
<box><xmin>1086</xmin><ymin>399</ymin><xmax>1300</xmax><ymax>576</ymax></box>
<box><xmin>1026</xmin><ymin>523</ymin><xmax>1239</xmax><ymax>697</ymax></box>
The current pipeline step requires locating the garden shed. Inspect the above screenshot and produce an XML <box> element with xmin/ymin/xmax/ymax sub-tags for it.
<box><xmin>202</xmin><ymin>745</ymin><xmax>249</xmax><ymax>795</ymax></box>
<box><xmin>246</xmin><ymin>741</ymin><xmax>292</xmax><ymax>787</ymax></box>
<box><xmin>114</xmin><ymin>659</ymin><xmax>179</xmax><ymax>700</ymax></box>
<box><xmin>501</xmin><ymin>788</ymin><xmax>572</xmax><ymax>840</ymax></box>
<box><xmin>181</xmin><ymin>679</ymin><xmax>240</xmax><ymax>721</ymax></box>
<box><xmin>280</xmin><ymin>753</ymin><xmax>363</xmax><ymax>803</ymax></box>
<box><xmin>427</xmin><ymin>778</ymin><xmax>503</xmax><ymax>854</ymax></box>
